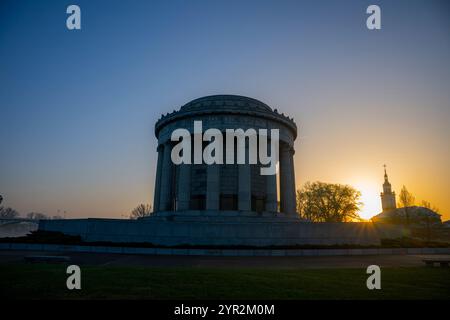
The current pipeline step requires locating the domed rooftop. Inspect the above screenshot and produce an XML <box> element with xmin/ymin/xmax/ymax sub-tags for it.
<box><xmin>180</xmin><ymin>95</ymin><xmax>272</xmax><ymax>112</ymax></box>
<box><xmin>155</xmin><ymin>94</ymin><xmax>297</xmax><ymax>138</ymax></box>
<box><xmin>372</xmin><ymin>206</ymin><xmax>442</xmax><ymax>224</ymax></box>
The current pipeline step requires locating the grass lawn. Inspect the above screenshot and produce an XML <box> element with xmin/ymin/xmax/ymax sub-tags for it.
<box><xmin>0</xmin><ymin>264</ymin><xmax>449</xmax><ymax>299</ymax></box>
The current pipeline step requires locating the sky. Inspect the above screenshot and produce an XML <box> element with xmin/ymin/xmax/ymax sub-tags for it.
<box><xmin>0</xmin><ymin>0</ymin><xmax>449</xmax><ymax>220</ymax></box>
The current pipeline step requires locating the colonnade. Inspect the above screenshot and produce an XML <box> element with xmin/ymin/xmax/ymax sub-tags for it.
<box><xmin>153</xmin><ymin>141</ymin><xmax>296</xmax><ymax>215</ymax></box>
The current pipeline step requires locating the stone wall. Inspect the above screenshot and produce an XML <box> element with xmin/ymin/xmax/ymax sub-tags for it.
<box><xmin>38</xmin><ymin>217</ymin><xmax>404</xmax><ymax>246</ymax></box>
<box><xmin>2</xmin><ymin>242</ymin><xmax>449</xmax><ymax>256</ymax></box>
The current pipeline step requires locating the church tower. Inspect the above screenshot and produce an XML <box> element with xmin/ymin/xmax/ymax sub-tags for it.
<box><xmin>380</xmin><ymin>165</ymin><xmax>397</xmax><ymax>212</ymax></box>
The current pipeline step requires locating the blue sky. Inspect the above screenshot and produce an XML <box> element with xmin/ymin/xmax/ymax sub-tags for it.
<box><xmin>1</xmin><ymin>0</ymin><xmax>449</xmax><ymax>219</ymax></box>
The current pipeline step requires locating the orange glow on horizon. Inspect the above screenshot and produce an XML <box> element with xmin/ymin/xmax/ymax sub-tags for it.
<box><xmin>351</xmin><ymin>181</ymin><xmax>382</xmax><ymax>220</ymax></box>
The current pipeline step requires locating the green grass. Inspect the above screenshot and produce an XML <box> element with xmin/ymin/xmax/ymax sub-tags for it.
<box><xmin>1</xmin><ymin>264</ymin><xmax>449</xmax><ymax>299</ymax></box>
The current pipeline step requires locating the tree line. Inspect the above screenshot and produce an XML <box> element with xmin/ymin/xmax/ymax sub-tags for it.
<box><xmin>0</xmin><ymin>194</ymin><xmax>153</xmax><ymax>220</ymax></box>
<box><xmin>0</xmin><ymin>195</ymin><xmax>63</xmax><ymax>219</ymax></box>
<box><xmin>0</xmin><ymin>208</ymin><xmax>63</xmax><ymax>220</ymax></box>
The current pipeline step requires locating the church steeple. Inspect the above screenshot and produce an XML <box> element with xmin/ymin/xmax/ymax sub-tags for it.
<box><xmin>380</xmin><ymin>165</ymin><xmax>397</xmax><ymax>212</ymax></box>
<box><xmin>383</xmin><ymin>164</ymin><xmax>392</xmax><ymax>193</ymax></box>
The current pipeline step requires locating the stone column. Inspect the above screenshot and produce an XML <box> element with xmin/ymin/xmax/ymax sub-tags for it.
<box><xmin>177</xmin><ymin>163</ymin><xmax>191</xmax><ymax>211</ymax></box>
<box><xmin>238</xmin><ymin>144</ymin><xmax>251</xmax><ymax>211</ymax></box>
<box><xmin>159</xmin><ymin>142</ymin><xmax>174</xmax><ymax>211</ymax></box>
<box><xmin>153</xmin><ymin>144</ymin><xmax>164</xmax><ymax>212</ymax></box>
<box><xmin>265</xmin><ymin>173</ymin><xmax>278</xmax><ymax>212</ymax></box>
<box><xmin>206</xmin><ymin>165</ymin><xmax>220</xmax><ymax>210</ymax></box>
<box><xmin>280</xmin><ymin>143</ymin><xmax>296</xmax><ymax>215</ymax></box>
<box><xmin>287</xmin><ymin>145</ymin><xmax>297</xmax><ymax>215</ymax></box>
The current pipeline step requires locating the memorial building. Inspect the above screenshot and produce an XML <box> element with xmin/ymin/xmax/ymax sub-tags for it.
<box><xmin>152</xmin><ymin>95</ymin><xmax>297</xmax><ymax>216</ymax></box>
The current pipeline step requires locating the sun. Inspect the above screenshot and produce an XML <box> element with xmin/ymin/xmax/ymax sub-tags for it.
<box><xmin>352</xmin><ymin>181</ymin><xmax>382</xmax><ymax>220</ymax></box>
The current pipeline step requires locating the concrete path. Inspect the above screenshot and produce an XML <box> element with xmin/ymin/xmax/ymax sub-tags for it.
<box><xmin>1</xmin><ymin>250</ymin><xmax>448</xmax><ymax>269</ymax></box>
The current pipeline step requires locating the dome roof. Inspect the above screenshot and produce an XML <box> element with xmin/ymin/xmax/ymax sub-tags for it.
<box><xmin>155</xmin><ymin>94</ymin><xmax>297</xmax><ymax>139</ymax></box>
<box><xmin>372</xmin><ymin>206</ymin><xmax>442</xmax><ymax>224</ymax></box>
<box><xmin>180</xmin><ymin>95</ymin><xmax>272</xmax><ymax>113</ymax></box>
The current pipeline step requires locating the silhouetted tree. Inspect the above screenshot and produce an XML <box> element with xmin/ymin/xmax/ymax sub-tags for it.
<box><xmin>421</xmin><ymin>200</ymin><xmax>440</xmax><ymax>214</ymax></box>
<box><xmin>0</xmin><ymin>207</ymin><xmax>20</xmax><ymax>219</ymax></box>
<box><xmin>26</xmin><ymin>212</ymin><xmax>48</xmax><ymax>220</ymax></box>
<box><xmin>397</xmin><ymin>186</ymin><xmax>416</xmax><ymax>225</ymax></box>
<box><xmin>130</xmin><ymin>204</ymin><xmax>152</xmax><ymax>219</ymax></box>
<box><xmin>296</xmin><ymin>181</ymin><xmax>362</xmax><ymax>222</ymax></box>
<box><xmin>398</xmin><ymin>186</ymin><xmax>415</xmax><ymax>207</ymax></box>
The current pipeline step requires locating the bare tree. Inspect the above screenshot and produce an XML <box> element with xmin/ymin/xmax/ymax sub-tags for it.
<box><xmin>296</xmin><ymin>181</ymin><xmax>363</xmax><ymax>222</ymax></box>
<box><xmin>0</xmin><ymin>207</ymin><xmax>20</xmax><ymax>219</ymax></box>
<box><xmin>398</xmin><ymin>186</ymin><xmax>415</xmax><ymax>225</ymax></box>
<box><xmin>130</xmin><ymin>204</ymin><xmax>152</xmax><ymax>219</ymax></box>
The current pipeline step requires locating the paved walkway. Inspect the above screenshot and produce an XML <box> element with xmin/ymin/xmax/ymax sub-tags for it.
<box><xmin>1</xmin><ymin>250</ymin><xmax>448</xmax><ymax>268</ymax></box>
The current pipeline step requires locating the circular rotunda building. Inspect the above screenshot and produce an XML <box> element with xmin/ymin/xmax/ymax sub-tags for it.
<box><xmin>153</xmin><ymin>95</ymin><xmax>298</xmax><ymax>217</ymax></box>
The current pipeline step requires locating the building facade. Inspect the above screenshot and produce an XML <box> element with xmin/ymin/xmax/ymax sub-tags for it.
<box><xmin>152</xmin><ymin>95</ymin><xmax>298</xmax><ymax>215</ymax></box>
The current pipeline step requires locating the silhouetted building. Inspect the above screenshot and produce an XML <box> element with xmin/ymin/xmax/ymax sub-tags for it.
<box><xmin>372</xmin><ymin>206</ymin><xmax>441</xmax><ymax>225</ymax></box>
<box><xmin>152</xmin><ymin>95</ymin><xmax>298</xmax><ymax>216</ymax></box>
<box><xmin>380</xmin><ymin>165</ymin><xmax>396</xmax><ymax>212</ymax></box>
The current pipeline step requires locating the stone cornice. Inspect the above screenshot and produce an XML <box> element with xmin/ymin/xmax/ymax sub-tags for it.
<box><xmin>155</xmin><ymin>107</ymin><xmax>297</xmax><ymax>139</ymax></box>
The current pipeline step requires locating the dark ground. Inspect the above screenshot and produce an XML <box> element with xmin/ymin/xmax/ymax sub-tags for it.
<box><xmin>1</xmin><ymin>249</ymin><xmax>449</xmax><ymax>268</ymax></box>
<box><xmin>1</xmin><ymin>250</ymin><xmax>449</xmax><ymax>299</ymax></box>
